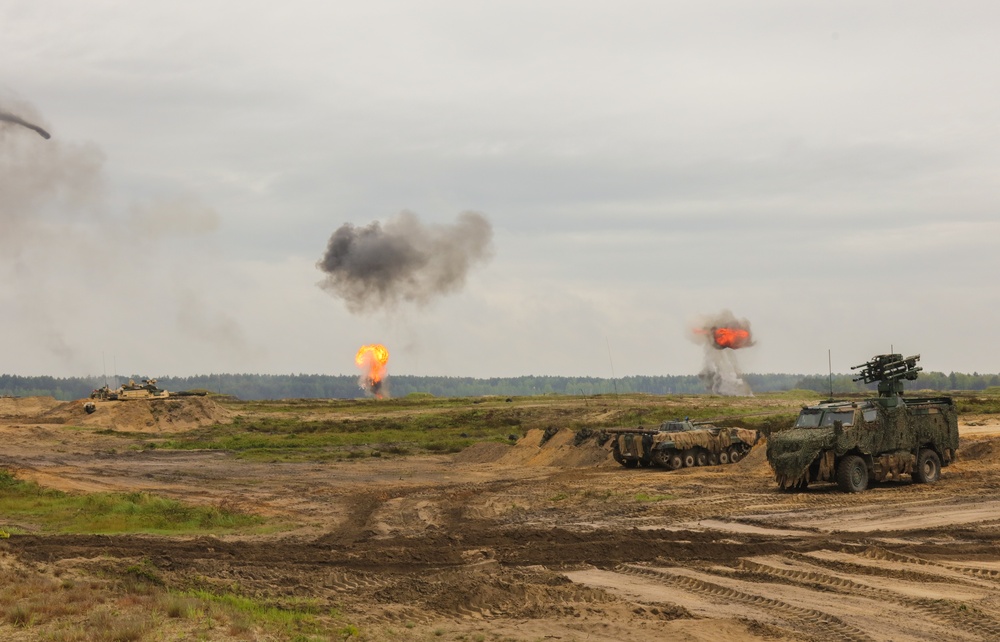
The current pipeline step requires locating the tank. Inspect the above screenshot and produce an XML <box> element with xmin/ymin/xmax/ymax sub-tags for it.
<box><xmin>609</xmin><ymin>420</ymin><xmax>760</xmax><ymax>469</ymax></box>
<box><xmin>766</xmin><ymin>353</ymin><xmax>959</xmax><ymax>492</ymax></box>
<box><xmin>89</xmin><ymin>379</ymin><xmax>169</xmax><ymax>401</ymax></box>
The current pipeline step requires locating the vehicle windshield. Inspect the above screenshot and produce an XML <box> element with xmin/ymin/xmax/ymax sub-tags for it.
<box><xmin>794</xmin><ymin>408</ymin><xmax>855</xmax><ymax>428</ymax></box>
<box><xmin>820</xmin><ymin>410</ymin><xmax>855</xmax><ymax>427</ymax></box>
<box><xmin>794</xmin><ymin>410</ymin><xmax>822</xmax><ymax>428</ymax></box>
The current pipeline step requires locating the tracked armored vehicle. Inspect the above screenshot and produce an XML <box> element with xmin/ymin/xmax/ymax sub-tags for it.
<box><xmin>767</xmin><ymin>353</ymin><xmax>958</xmax><ymax>492</ymax></box>
<box><xmin>90</xmin><ymin>379</ymin><xmax>169</xmax><ymax>401</ymax></box>
<box><xmin>610</xmin><ymin>420</ymin><xmax>760</xmax><ymax>470</ymax></box>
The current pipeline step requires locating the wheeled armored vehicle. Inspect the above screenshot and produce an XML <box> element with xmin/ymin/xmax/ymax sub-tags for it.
<box><xmin>767</xmin><ymin>353</ymin><xmax>959</xmax><ymax>492</ymax></box>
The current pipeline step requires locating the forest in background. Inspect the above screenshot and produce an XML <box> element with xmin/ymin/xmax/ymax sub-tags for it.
<box><xmin>1</xmin><ymin>371</ymin><xmax>998</xmax><ymax>401</ymax></box>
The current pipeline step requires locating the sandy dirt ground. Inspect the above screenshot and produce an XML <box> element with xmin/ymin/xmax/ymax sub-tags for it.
<box><xmin>2</xmin><ymin>396</ymin><xmax>1000</xmax><ymax>640</ymax></box>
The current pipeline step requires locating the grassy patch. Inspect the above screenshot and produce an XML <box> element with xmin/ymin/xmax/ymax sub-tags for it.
<box><xmin>145</xmin><ymin>392</ymin><xmax>818</xmax><ymax>462</ymax></box>
<box><xmin>180</xmin><ymin>589</ymin><xmax>331</xmax><ymax>638</ymax></box>
<box><xmin>0</xmin><ymin>469</ymin><xmax>266</xmax><ymax>535</ymax></box>
<box><xmin>954</xmin><ymin>392</ymin><xmax>1000</xmax><ymax>414</ymax></box>
<box><xmin>633</xmin><ymin>492</ymin><xmax>675</xmax><ymax>503</ymax></box>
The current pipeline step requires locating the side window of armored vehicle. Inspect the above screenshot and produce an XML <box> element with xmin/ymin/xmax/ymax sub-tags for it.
<box><xmin>820</xmin><ymin>410</ymin><xmax>855</xmax><ymax>427</ymax></box>
<box><xmin>862</xmin><ymin>408</ymin><xmax>878</xmax><ymax>423</ymax></box>
<box><xmin>795</xmin><ymin>410</ymin><xmax>822</xmax><ymax>428</ymax></box>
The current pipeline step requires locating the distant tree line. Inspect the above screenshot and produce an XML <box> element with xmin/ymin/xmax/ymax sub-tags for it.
<box><xmin>1</xmin><ymin>371</ymin><xmax>999</xmax><ymax>401</ymax></box>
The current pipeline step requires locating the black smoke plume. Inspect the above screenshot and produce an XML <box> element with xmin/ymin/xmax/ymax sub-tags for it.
<box><xmin>0</xmin><ymin>109</ymin><xmax>51</xmax><ymax>139</ymax></box>
<box><xmin>317</xmin><ymin>210</ymin><xmax>493</xmax><ymax>313</ymax></box>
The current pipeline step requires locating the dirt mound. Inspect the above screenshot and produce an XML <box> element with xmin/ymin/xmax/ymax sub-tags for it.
<box><xmin>497</xmin><ymin>428</ymin><xmax>614</xmax><ymax>468</ymax></box>
<box><xmin>38</xmin><ymin>397</ymin><xmax>233</xmax><ymax>433</ymax></box>
<box><xmin>957</xmin><ymin>436</ymin><xmax>1000</xmax><ymax>461</ymax></box>
<box><xmin>731</xmin><ymin>436</ymin><xmax>770</xmax><ymax>473</ymax></box>
<box><xmin>452</xmin><ymin>441</ymin><xmax>515</xmax><ymax>464</ymax></box>
<box><xmin>0</xmin><ymin>396</ymin><xmax>62</xmax><ymax>418</ymax></box>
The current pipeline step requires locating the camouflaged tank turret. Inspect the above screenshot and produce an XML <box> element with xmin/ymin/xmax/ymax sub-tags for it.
<box><xmin>766</xmin><ymin>353</ymin><xmax>959</xmax><ymax>492</ymax></box>
<box><xmin>89</xmin><ymin>379</ymin><xmax>169</xmax><ymax>401</ymax></box>
<box><xmin>610</xmin><ymin>420</ymin><xmax>760</xmax><ymax>470</ymax></box>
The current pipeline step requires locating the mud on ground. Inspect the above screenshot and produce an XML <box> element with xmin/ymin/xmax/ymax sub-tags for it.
<box><xmin>2</xmin><ymin>398</ymin><xmax>1000</xmax><ymax>641</ymax></box>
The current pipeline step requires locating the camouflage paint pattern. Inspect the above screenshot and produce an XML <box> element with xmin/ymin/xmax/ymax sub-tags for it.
<box><xmin>767</xmin><ymin>397</ymin><xmax>958</xmax><ymax>489</ymax></box>
<box><xmin>611</xmin><ymin>421</ymin><xmax>759</xmax><ymax>468</ymax></box>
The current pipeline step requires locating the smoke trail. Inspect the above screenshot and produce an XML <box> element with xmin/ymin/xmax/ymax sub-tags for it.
<box><xmin>317</xmin><ymin>210</ymin><xmax>493</xmax><ymax>313</ymax></box>
<box><xmin>1</xmin><ymin>96</ymin><xmax>240</xmax><ymax>367</ymax></box>
<box><xmin>689</xmin><ymin>310</ymin><xmax>755</xmax><ymax>396</ymax></box>
<box><xmin>0</xmin><ymin>109</ymin><xmax>51</xmax><ymax>139</ymax></box>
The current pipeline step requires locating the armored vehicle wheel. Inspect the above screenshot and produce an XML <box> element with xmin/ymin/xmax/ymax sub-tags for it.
<box><xmin>683</xmin><ymin>450</ymin><xmax>697</xmax><ymax>468</ymax></box>
<box><xmin>639</xmin><ymin>459</ymin><xmax>653</xmax><ymax>468</ymax></box>
<box><xmin>668</xmin><ymin>453</ymin><xmax>683</xmax><ymax>470</ymax></box>
<box><xmin>708</xmin><ymin>453</ymin><xmax>719</xmax><ymax>466</ymax></box>
<box><xmin>695</xmin><ymin>450</ymin><xmax>708</xmax><ymax>467</ymax></box>
<box><xmin>837</xmin><ymin>455</ymin><xmax>869</xmax><ymax>493</ymax></box>
<box><xmin>727</xmin><ymin>447</ymin><xmax>741</xmax><ymax>463</ymax></box>
<box><xmin>914</xmin><ymin>449</ymin><xmax>941</xmax><ymax>483</ymax></box>
<box><xmin>622</xmin><ymin>459</ymin><xmax>639</xmax><ymax>468</ymax></box>
<box><xmin>718</xmin><ymin>451</ymin><xmax>730</xmax><ymax>465</ymax></box>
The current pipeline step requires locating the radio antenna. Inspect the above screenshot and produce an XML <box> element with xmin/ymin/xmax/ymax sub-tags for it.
<box><xmin>828</xmin><ymin>349</ymin><xmax>834</xmax><ymax>400</ymax></box>
<box><xmin>606</xmin><ymin>337</ymin><xmax>623</xmax><ymax>428</ymax></box>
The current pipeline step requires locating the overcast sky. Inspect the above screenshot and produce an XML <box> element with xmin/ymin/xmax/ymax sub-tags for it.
<box><xmin>2</xmin><ymin>1</ymin><xmax>999</xmax><ymax>380</ymax></box>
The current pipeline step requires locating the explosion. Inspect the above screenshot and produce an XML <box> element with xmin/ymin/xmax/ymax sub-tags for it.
<box><xmin>355</xmin><ymin>344</ymin><xmax>389</xmax><ymax>398</ymax></box>
<box><xmin>689</xmin><ymin>311</ymin><xmax>755</xmax><ymax>396</ymax></box>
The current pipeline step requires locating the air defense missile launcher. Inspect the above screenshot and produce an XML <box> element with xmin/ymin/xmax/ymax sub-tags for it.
<box><xmin>767</xmin><ymin>353</ymin><xmax>958</xmax><ymax>492</ymax></box>
<box><xmin>610</xmin><ymin>420</ymin><xmax>760</xmax><ymax>470</ymax></box>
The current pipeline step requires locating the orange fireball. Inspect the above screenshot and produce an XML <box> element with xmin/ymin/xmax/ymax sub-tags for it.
<box><xmin>355</xmin><ymin>344</ymin><xmax>389</xmax><ymax>397</ymax></box>
<box><xmin>712</xmin><ymin>327</ymin><xmax>751</xmax><ymax>350</ymax></box>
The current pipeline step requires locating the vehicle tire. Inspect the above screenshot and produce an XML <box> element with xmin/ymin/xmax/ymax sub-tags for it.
<box><xmin>727</xmin><ymin>447</ymin><xmax>741</xmax><ymax>463</ymax></box>
<box><xmin>639</xmin><ymin>459</ymin><xmax>653</xmax><ymax>468</ymax></box>
<box><xmin>914</xmin><ymin>449</ymin><xmax>941</xmax><ymax>484</ymax></box>
<box><xmin>668</xmin><ymin>453</ymin><xmax>684</xmax><ymax>470</ymax></box>
<box><xmin>708</xmin><ymin>453</ymin><xmax>719</xmax><ymax>466</ymax></box>
<box><xmin>836</xmin><ymin>455</ymin><xmax>869</xmax><ymax>493</ymax></box>
<box><xmin>719</xmin><ymin>451</ymin><xmax>730</xmax><ymax>465</ymax></box>
<box><xmin>623</xmin><ymin>459</ymin><xmax>638</xmax><ymax>469</ymax></box>
<box><xmin>695</xmin><ymin>450</ymin><xmax>708</xmax><ymax>467</ymax></box>
<box><xmin>683</xmin><ymin>450</ymin><xmax>697</xmax><ymax>468</ymax></box>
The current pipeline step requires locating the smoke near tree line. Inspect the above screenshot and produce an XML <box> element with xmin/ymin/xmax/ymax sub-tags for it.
<box><xmin>689</xmin><ymin>310</ymin><xmax>755</xmax><ymax>396</ymax></box>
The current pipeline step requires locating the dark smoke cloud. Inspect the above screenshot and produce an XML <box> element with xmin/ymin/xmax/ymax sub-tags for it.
<box><xmin>689</xmin><ymin>310</ymin><xmax>755</xmax><ymax>396</ymax></box>
<box><xmin>317</xmin><ymin>210</ymin><xmax>493</xmax><ymax>313</ymax></box>
<box><xmin>0</xmin><ymin>109</ymin><xmax>51</xmax><ymax>139</ymax></box>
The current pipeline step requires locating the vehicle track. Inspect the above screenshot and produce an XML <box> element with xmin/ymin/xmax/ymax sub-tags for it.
<box><xmin>615</xmin><ymin>563</ymin><xmax>874</xmax><ymax>642</ymax></box>
<box><xmin>735</xmin><ymin>557</ymin><xmax>1000</xmax><ymax>641</ymax></box>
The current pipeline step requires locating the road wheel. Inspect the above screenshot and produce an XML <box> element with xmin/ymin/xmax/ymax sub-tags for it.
<box><xmin>623</xmin><ymin>459</ymin><xmax>638</xmax><ymax>469</ymax></box>
<box><xmin>914</xmin><ymin>449</ymin><xmax>941</xmax><ymax>483</ymax></box>
<box><xmin>668</xmin><ymin>453</ymin><xmax>683</xmax><ymax>470</ymax></box>
<box><xmin>683</xmin><ymin>450</ymin><xmax>696</xmax><ymax>468</ymax></box>
<box><xmin>708</xmin><ymin>453</ymin><xmax>719</xmax><ymax>466</ymax></box>
<box><xmin>719</xmin><ymin>451</ymin><xmax>730</xmax><ymax>465</ymax></box>
<box><xmin>727</xmin><ymin>447</ymin><xmax>741</xmax><ymax>463</ymax></box>
<box><xmin>695</xmin><ymin>450</ymin><xmax>708</xmax><ymax>467</ymax></box>
<box><xmin>836</xmin><ymin>455</ymin><xmax>869</xmax><ymax>493</ymax></box>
